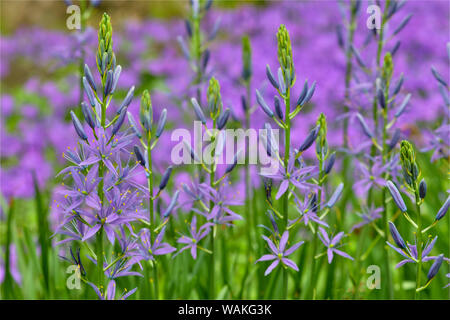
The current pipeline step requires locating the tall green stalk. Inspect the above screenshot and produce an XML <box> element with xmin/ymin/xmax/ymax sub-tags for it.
<box><xmin>146</xmin><ymin>137</ymin><xmax>159</xmax><ymax>299</ymax></box>
<box><xmin>208</xmin><ymin>117</ymin><xmax>217</xmax><ymax>299</ymax></box>
<box><xmin>281</xmin><ymin>86</ymin><xmax>291</xmax><ymax>299</ymax></box>
<box><xmin>307</xmin><ymin>157</ymin><xmax>323</xmax><ymax>299</ymax></box>
<box><xmin>414</xmin><ymin>187</ymin><xmax>423</xmax><ymax>299</ymax></box>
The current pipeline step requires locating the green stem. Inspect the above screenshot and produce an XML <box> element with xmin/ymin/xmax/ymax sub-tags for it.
<box><xmin>414</xmin><ymin>188</ymin><xmax>423</xmax><ymax>299</ymax></box>
<box><xmin>3</xmin><ymin>200</ymin><xmax>14</xmax><ymax>299</ymax></box>
<box><xmin>208</xmin><ymin>118</ymin><xmax>217</xmax><ymax>299</ymax></box>
<box><xmin>282</xmin><ymin>87</ymin><xmax>291</xmax><ymax>299</ymax></box>
<box><xmin>352</xmin><ymin>226</ymin><xmax>370</xmax><ymax>299</ymax></box>
<box><xmin>245</xmin><ymin>81</ymin><xmax>253</xmax><ymax>255</ymax></box>
<box><xmin>307</xmin><ymin>157</ymin><xmax>324</xmax><ymax>299</ymax></box>
<box><xmin>381</xmin><ymin>84</ymin><xmax>394</xmax><ymax>298</ymax></box>
<box><xmin>146</xmin><ymin>137</ymin><xmax>159</xmax><ymax>299</ymax></box>
<box><xmin>95</xmin><ymin>90</ymin><xmax>107</xmax><ymax>291</ymax></box>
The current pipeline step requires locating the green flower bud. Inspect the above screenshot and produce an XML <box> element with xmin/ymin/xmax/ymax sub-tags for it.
<box><xmin>140</xmin><ymin>90</ymin><xmax>153</xmax><ymax>132</ymax></box>
<box><xmin>276</xmin><ymin>25</ymin><xmax>294</xmax><ymax>76</ymax></box>
<box><xmin>400</xmin><ymin>140</ymin><xmax>420</xmax><ymax>187</ymax></box>
<box><xmin>97</xmin><ymin>13</ymin><xmax>115</xmax><ymax>75</ymax></box>
<box><xmin>315</xmin><ymin>113</ymin><xmax>328</xmax><ymax>159</ymax></box>
<box><xmin>207</xmin><ymin>77</ymin><xmax>222</xmax><ymax>119</ymax></box>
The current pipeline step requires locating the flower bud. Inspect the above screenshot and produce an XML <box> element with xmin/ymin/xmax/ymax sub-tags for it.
<box><xmin>296</xmin><ymin>81</ymin><xmax>308</xmax><ymax>106</ymax></box>
<box><xmin>217</xmin><ymin>108</ymin><xmax>230</xmax><ymax>130</ymax></box>
<box><xmin>326</xmin><ymin>183</ymin><xmax>344</xmax><ymax>208</ymax></box>
<box><xmin>127</xmin><ymin>111</ymin><xmax>142</xmax><ymax>139</ymax></box>
<box><xmin>83</xmin><ymin>77</ymin><xmax>97</xmax><ymax>107</ymax></box>
<box><xmin>70</xmin><ymin>111</ymin><xmax>88</xmax><ymax>141</ymax></box>
<box><xmin>266</xmin><ymin>65</ymin><xmax>279</xmax><ymax>90</ymax></box>
<box><xmin>388</xmin><ymin>221</ymin><xmax>406</xmax><ymax>249</ymax></box>
<box><xmin>394</xmin><ymin>93</ymin><xmax>411</xmax><ymax>118</ymax></box>
<box><xmin>356</xmin><ymin>113</ymin><xmax>373</xmax><ymax>138</ymax></box>
<box><xmin>386</xmin><ymin>181</ymin><xmax>407</xmax><ymax>212</ymax></box>
<box><xmin>324</xmin><ymin>152</ymin><xmax>336</xmax><ymax>174</ymax></box>
<box><xmin>112</xmin><ymin>108</ymin><xmax>127</xmax><ymax>136</ymax></box>
<box><xmin>419</xmin><ymin>179</ymin><xmax>427</xmax><ymax>199</ymax></box>
<box><xmin>225</xmin><ymin>150</ymin><xmax>242</xmax><ymax>174</ymax></box>
<box><xmin>191</xmin><ymin>98</ymin><xmax>206</xmax><ymax>124</ymax></box>
<box><xmin>117</xmin><ymin>86</ymin><xmax>135</xmax><ymax>115</ymax></box>
<box><xmin>159</xmin><ymin>166</ymin><xmax>173</xmax><ymax>191</ymax></box>
<box><xmin>241</xmin><ymin>95</ymin><xmax>247</xmax><ymax>112</ymax></box>
<box><xmin>256</xmin><ymin>90</ymin><xmax>274</xmax><ymax>118</ymax></box>
<box><xmin>163</xmin><ymin>190</ymin><xmax>179</xmax><ymax>218</ymax></box>
<box><xmin>84</xmin><ymin>64</ymin><xmax>97</xmax><ymax>92</ymax></box>
<box><xmin>104</xmin><ymin>70</ymin><xmax>113</xmax><ymax>97</ymax></box>
<box><xmin>140</xmin><ymin>90</ymin><xmax>153</xmax><ymax>131</ymax></box>
<box><xmin>388</xmin><ymin>128</ymin><xmax>401</xmax><ymax>151</ymax></box>
<box><xmin>277</xmin><ymin>67</ymin><xmax>286</xmax><ymax>95</ymax></box>
<box><xmin>81</xmin><ymin>102</ymin><xmax>96</xmax><ymax>130</ymax></box>
<box><xmin>134</xmin><ymin>146</ymin><xmax>146</xmax><ymax>167</ymax></box>
<box><xmin>274</xmin><ymin>96</ymin><xmax>283</xmax><ymax>120</ymax></box>
<box><xmin>276</xmin><ymin>25</ymin><xmax>293</xmax><ymax>72</ymax></box>
<box><xmin>435</xmin><ymin>196</ymin><xmax>449</xmax><ymax>221</ymax></box>
<box><xmin>377</xmin><ymin>87</ymin><xmax>386</xmax><ymax>109</ymax></box>
<box><xmin>207</xmin><ymin>77</ymin><xmax>222</xmax><ymax>116</ymax></box>
<box><xmin>431</xmin><ymin>66</ymin><xmax>447</xmax><ymax>87</ymax></box>
<box><xmin>427</xmin><ymin>254</ymin><xmax>444</xmax><ymax>280</ymax></box>
<box><xmin>299</xmin><ymin>126</ymin><xmax>319</xmax><ymax>152</ymax></box>
<box><xmin>155</xmin><ymin>109</ymin><xmax>167</xmax><ymax>138</ymax></box>
<box><xmin>400</xmin><ymin>140</ymin><xmax>419</xmax><ymax>186</ymax></box>
<box><xmin>202</xmin><ymin>49</ymin><xmax>210</xmax><ymax>71</ymax></box>
<box><xmin>300</xmin><ymin>81</ymin><xmax>316</xmax><ymax>105</ymax></box>
<box><xmin>392</xmin><ymin>73</ymin><xmax>404</xmax><ymax>96</ymax></box>
<box><xmin>110</xmin><ymin>65</ymin><xmax>122</xmax><ymax>94</ymax></box>
<box><xmin>184</xmin><ymin>19</ymin><xmax>192</xmax><ymax>38</ymax></box>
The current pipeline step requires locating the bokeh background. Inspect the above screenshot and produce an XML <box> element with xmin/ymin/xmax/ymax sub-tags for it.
<box><xmin>1</xmin><ymin>0</ymin><xmax>449</xmax><ymax>299</ymax></box>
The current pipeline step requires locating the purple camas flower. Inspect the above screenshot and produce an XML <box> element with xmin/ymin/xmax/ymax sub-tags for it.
<box><xmin>260</xmin><ymin>154</ymin><xmax>318</xmax><ymax>200</ymax></box>
<box><xmin>317</xmin><ymin>227</ymin><xmax>354</xmax><ymax>264</ymax></box>
<box><xmin>421</xmin><ymin>124</ymin><xmax>450</xmax><ymax>162</ymax></box>
<box><xmin>175</xmin><ymin>216</ymin><xmax>213</xmax><ymax>259</ymax></box>
<box><xmin>290</xmin><ymin>193</ymin><xmax>328</xmax><ymax>228</ymax></box>
<box><xmin>88</xmin><ymin>280</ymin><xmax>137</xmax><ymax>300</ymax></box>
<box><xmin>256</xmin><ymin>231</ymin><xmax>304</xmax><ymax>276</ymax></box>
<box><xmin>387</xmin><ymin>235</ymin><xmax>450</xmax><ymax>269</ymax></box>
<box><xmin>195</xmin><ymin>183</ymin><xmax>243</xmax><ymax>225</ymax></box>
<box><xmin>353</xmin><ymin>158</ymin><xmax>388</xmax><ymax>197</ymax></box>
<box><xmin>350</xmin><ymin>205</ymin><xmax>383</xmax><ymax>232</ymax></box>
<box><xmin>129</xmin><ymin>226</ymin><xmax>176</xmax><ymax>262</ymax></box>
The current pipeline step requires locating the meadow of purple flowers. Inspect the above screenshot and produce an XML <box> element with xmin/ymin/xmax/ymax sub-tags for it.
<box><xmin>0</xmin><ymin>0</ymin><xmax>449</xmax><ymax>300</ymax></box>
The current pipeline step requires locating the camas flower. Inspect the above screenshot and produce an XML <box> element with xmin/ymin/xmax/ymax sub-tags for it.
<box><xmin>317</xmin><ymin>227</ymin><xmax>354</xmax><ymax>264</ymax></box>
<box><xmin>421</xmin><ymin>124</ymin><xmax>450</xmax><ymax>162</ymax></box>
<box><xmin>59</xmin><ymin>166</ymin><xmax>101</xmax><ymax>199</ymax></box>
<box><xmin>350</xmin><ymin>205</ymin><xmax>383</xmax><ymax>232</ymax></box>
<box><xmin>353</xmin><ymin>158</ymin><xmax>389</xmax><ymax>197</ymax></box>
<box><xmin>175</xmin><ymin>216</ymin><xmax>213</xmax><ymax>259</ymax></box>
<box><xmin>79</xmin><ymin>128</ymin><xmax>134</xmax><ymax>175</ymax></box>
<box><xmin>260</xmin><ymin>154</ymin><xmax>318</xmax><ymax>200</ymax></box>
<box><xmin>387</xmin><ymin>235</ymin><xmax>450</xmax><ymax>268</ymax></box>
<box><xmin>129</xmin><ymin>226</ymin><xmax>176</xmax><ymax>261</ymax></box>
<box><xmin>289</xmin><ymin>193</ymin><xmax>328</xmax><ymax>228</ymax></box>
<box><xmin>256</xmin><ymin>231</ymin><xmax>304</xmax><ymax>276</ymax></box>
<box><xmin>88</xmin><ymin>279</ymin><xmax>137</xmax><ymax>300</ymax></box>
<box><xmin>195</xmin><ymin>183</ymin><xmax>243</xmax><ymax>225</ymax></box>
